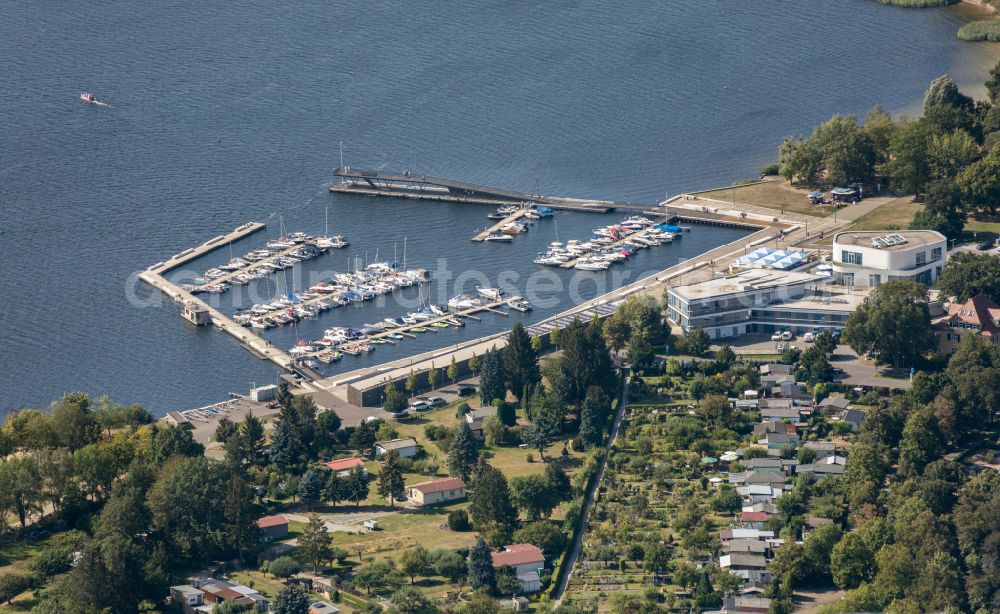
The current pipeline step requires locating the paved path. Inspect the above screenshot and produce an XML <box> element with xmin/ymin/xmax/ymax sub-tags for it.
<box><xmin>552</xmin><ymin>375</ymin><xmax>629</xmax><ymax>604</ymax></box>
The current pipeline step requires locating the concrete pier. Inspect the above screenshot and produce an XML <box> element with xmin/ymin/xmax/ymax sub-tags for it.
<box><xmin>140</xmin><ymin>221</ymin><xmax>295</xmax><ymax>373</ymax></box>
<box><xmin>330</xmin><ymin>167</ymin><xmax>643</xmax><ymax>212</ymax></box>
<box><xmin>148</xmin><ymin>222</ymin><xmax>265</xmax><ymax>274</ymax></box>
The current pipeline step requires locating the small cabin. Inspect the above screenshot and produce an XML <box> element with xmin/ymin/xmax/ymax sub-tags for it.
<box><xmin>181</xmin><ymin>302</ymin><xmax>212</xmax><ymax>326</ymax></box>
<box><xmin>363</xmin><ymin>519</ymin><xmax>379</xmax><ymax>531</ymax></box>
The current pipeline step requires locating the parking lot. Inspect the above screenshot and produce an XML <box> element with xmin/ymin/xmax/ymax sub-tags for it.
<box><xmin>714</xmin><ymin>334</ymin><xmax>911</xmax><ymax>390</ymax></box>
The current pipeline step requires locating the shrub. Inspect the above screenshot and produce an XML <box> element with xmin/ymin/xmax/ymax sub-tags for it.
<box><xmin>447</xmin><ymin>509</ymin><xmax>470</xmax><ymax>531</ymax></box>
<box><xmin>268</xmin><ymin>555</ymin><xmax>301</xmax><ymax>579</ymax></box>
<box><xmin>761</xmin><ymin>163</ymin><xmax>780</xmax><ymax>176</ymax></box>
<box><xmin>0</xmin><ymin>573</ymin><xmax>30</xmax><ymax>606</ymax></box>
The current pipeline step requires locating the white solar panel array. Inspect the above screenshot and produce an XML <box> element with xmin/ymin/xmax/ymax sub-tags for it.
<box><xmin>871</xmin><ymin>233</ymin><xmax>908</xmax><ymax>249</ymax></box>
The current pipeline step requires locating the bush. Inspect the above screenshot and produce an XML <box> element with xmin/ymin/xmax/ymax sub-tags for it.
<box><xmin>0</xmin><ymin>573</ymin><xmax>30</xmax><ymax>606</ymax></box>
<box><xmin>424</xmin><ymin>424</ymin><xmax>452</xmax><ymax>441</ymax></box>
<box><xmin>268</xmin><ymin>555</ymin><xmax>301</xmax><ymax>579</ymax></box>
<box><xmin>447</xmin><ymin>509</ymin><xmax>470</xmax><ymax>531</ymax></box>
<box><xmin>761</xmin><ymin>163</ymin><xmax>780</xmax><ymax>176</ymax></box>
<box><xmin>456</xmin><ymin>402</ymin><xmax>471</xmax><ymax>418</ymax></box>
<box><xmin>30</xmin><ymin>530</ymin><xmax>86</xmax><ymax>579</ymax></box>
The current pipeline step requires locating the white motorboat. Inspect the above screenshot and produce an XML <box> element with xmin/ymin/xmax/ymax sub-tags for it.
<box><xmin>476</xmin><ymin>287</ymin><xmax>506</xmax><ymax>301</ymax></box>
<box><xmin>507</xmin><ymin>300</ymin><xmax>532</xmax><ymax>312</ymax></box>
<box><xmin>484</xmin><ymin>232</ymin><xmax>513</xmax><ymax>242</ymax></box>
<box><xmin>500</xmin><ymin>222</ymin><xmax>527</xmax><ymax>235</ymax></box>
<box><xmin>575</xmin><ymin>258</ymin><xmax>610</xmax><ymax>271</ymax></box>
<box><xmin>533</xmin><ymin>253</ymin><xmax>568</xmax><ymax>266</ymax></box>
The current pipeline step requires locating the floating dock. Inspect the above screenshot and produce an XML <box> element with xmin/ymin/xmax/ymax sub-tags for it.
<box><xmin>300</xmin><ymin>295</ymin><xmax>521</xmax><ymax>360</ymax></box>
<box><xmin>330</xmin><ymin>167</ymin><xmax>649</xmax><ymax>212</ymax></box>
<box><xmin>471</xmin><ymin>209</ymin><xmax>531</xmax><ymax>241</ymax></box>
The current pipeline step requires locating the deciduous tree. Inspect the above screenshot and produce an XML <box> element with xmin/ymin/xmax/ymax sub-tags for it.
<box><xmin>842</xmin><ymin>280</ymin><xmax>934</xmax><ymax>368</ymax></box>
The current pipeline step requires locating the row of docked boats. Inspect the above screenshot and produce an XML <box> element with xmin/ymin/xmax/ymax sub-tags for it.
<box><xmin>482</xmin><ymin>204</ymin><xmax>553</xmax><ymax>242</ymax></box>
<box><xmin>486</xmin><ymin>204</ymin><xmax>554</xmax><ymax>220</ymax></box>
<box><xmin>288</xmin><ymin>287</ymin><xmax>532</xmax><ymax>368</ymax></box>
<box><xmin>533</xmin><ymin>216</ymin><xmax>683</xmax><ymax>270</ymax></box>
<box><xmin>232</xmin><ymin>262</ymin><xmax>430</xmax><ymax>330</ymax></box>
<box><xmin>189</xmin><ymin>231</ymin><xmax>348</xmax><ymax>294</ymax></box>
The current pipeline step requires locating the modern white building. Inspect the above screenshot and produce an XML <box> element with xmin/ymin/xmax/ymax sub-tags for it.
<box><xmin>666</xmin><ymin>269</ymin><xmax>865</xmax><ymax>339</ymax></box>
<box><xmin>832</xmin><ymin>230</ymin><xmax>947</xmax><ymax>288</ymax></box>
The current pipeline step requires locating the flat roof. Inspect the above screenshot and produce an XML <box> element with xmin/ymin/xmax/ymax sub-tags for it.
<box><xmin>761</xmin><ymin>287</ymin><xmax>868</xmax><ymax>313</ymax></box>
<box><xmin>376</xmin><ymin>437</ymin><xmax>418</xmax><ymax>450</ymax></box>
<box><xmin>834</xmin><ymin>230</ymin><xmax>945</xmax><ymax>250</ymax></box>
<box><xmin>670</xmin><ymin>269</ymin><xmax>826</xmax><ymax>302</ymax></box>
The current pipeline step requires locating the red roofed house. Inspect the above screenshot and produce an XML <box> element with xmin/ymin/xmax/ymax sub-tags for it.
<box><xmin>491</xmin><ymin>544</ymin><xmax>545</xmax><ymax>594</ymax></box>
<box><xmin>740</xmin><ymin>511</ymin><xmax>773</xmax><ymax>530</ymax></box>
<box><xmin>935</xmin><ymin>294</ymin><xmax>1000</xmax><ymax>354</ymax></box>
<box><xmin>324</xmin><ymin>457</ymin><xmax>367</xmax><ymax>477</ymax></box>
<box><xmin>257</xmin><ymin>515</ymin><xmax>288</xmax><ymax>541</ymax></box>
<box><xmin>406</xmin><ymin>477</ymin><xmax>467</xmax><ymax>506</ymax></box>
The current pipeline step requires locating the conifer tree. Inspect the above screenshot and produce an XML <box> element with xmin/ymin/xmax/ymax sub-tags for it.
<box><xmin>299</xmin><ymin>513</ymin><xmax>332</xmax><ymax>573</ymax></box>
<box><xmin>448</xmin><ymin>422</ymin><xmax>480</xmax><ymax>482</ymax></box>
<box><xmin>479</xmin><ymin>349</ymin><xmax>506</xmax><ymax>405</ymax></box>
<box><xmin>298</xmin><ymin>468</ymin><xmax>322</xmax><ymax>509</ymax></box>
<box><xmin>504</xmin><ymin>323</ymin><xmax>540</xmax><ymax>400</ymax></box>
<box><xmin>468</xmin><ymin>463</ymin><xmax>518</xmax><ymax>546</ymax></box>
<box><xmin>467</xmin><ymin>537</ymin><xmax>496</xmax><ymax>590</ymax></box>
<box><xmin>377</xmin><ymin>450</ymin><xmax>406</xmax><ymax>508</ymax></box>
<box><xmin>346</xmin><ymin>465</ymin><xmax>370</xmax><ymax>507</ymax></box>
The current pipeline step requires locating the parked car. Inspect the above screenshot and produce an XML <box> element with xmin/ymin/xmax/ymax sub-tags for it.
<box><xmin>425</xmin><ymin>396</ymin><xmax>446</xmax><ymax>406</ymax></box>
<box><xmin>780</xmin><ymin>331</ymin><xmax>794</xmax><ymax>341</ymax></box>
<box><xmin>770</xmin><ymin>332</ymin><xmax>782</xmax><ymax>341</ymax></box>
<box><xmin>409</xmin><ymin>400</ymin><xmax>430</xmax><ymax>411</ymax></box>
<box><xmin>803</xmin><ymin>332</ymin><xmax>815</xmax><ymax>342</ymax></box>
<box><xmin>457</xmin><ymin>384</ymin><xmax>477</xmax><ymax>396</ymax></box>
<box><xmin>977</xmin><ymin>241</ymin><xmax>993</xmax><ymax>251</ymax></box>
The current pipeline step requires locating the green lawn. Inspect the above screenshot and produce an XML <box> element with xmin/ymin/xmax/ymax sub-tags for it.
<box><xmin>813</xmin><ymin>197</ymin><xmax>924</xmax><ymax>245</ymax></box>
<box><xmin>961</xmin><ymin>220</ymin><xmax>1000</xmax><ymax>244</ymax></box>
<box><xmin>695</xmin><ymin>180</ymin><xmax>835</xmax><ymax>218</ymax></box>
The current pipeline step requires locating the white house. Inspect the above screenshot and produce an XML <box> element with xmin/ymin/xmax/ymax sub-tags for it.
<box><xmin>492</xmin><ymin>544</ymin><xmax>545</xmax><ymax>594</ymax></box>
<box><xmin>465</xmin><ymin>406</ymin><xmax>498</xmax><ymax>438</ymax></box>
<box><xmin>832</xmin><ymin>230</ymin><xmax>947</xmax><ymax>288</ymax></box>
<box><xmin>406</xmin><ymin>477</ymin><xmax>467</xmax><ymax>506</ymax></box>
<box><xmin>374</xmin><ymin>438</ymin><xmax>419</xmax><ymax>458</ymax></box>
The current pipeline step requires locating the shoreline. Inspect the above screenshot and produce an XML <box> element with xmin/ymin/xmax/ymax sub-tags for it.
<box><xmin>959</xmin><ymin>0</ymin><xmax>997</xmax><ymax>17</ymax></box>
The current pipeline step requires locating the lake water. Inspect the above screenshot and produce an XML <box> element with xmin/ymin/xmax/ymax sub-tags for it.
<box><xmin>2</xmin><ymin>0</ymin><xmax>996</xmax><ymax>414</ymax></box>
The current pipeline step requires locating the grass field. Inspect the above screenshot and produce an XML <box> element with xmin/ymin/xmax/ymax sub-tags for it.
<box><xmin>841</xmin><ymin>198</ymin><xmax>923</xmax><ymax>232</ymax></box>
<box><xmin>695</xmin><ymin>180</ymin><xmax>835</xmax><ymax>218</ymax></box>
<box><xmin>811</xmin><ymin>197</ymin><xmax>924</xmax><ymax>246</ymax></box>
<box><xmin>962</xmin><ymin>220</ymin><xmax>1000</xmax><ymax>243</ymax></box>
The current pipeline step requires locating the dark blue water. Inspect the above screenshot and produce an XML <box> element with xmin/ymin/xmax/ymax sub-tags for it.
<box><xmin>2</xmin><ymin>0</ymin><xmax>996</xmax><ymax>414</ymax></box>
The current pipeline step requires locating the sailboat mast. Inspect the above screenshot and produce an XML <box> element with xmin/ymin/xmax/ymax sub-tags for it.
<box><xmin>339</xmin><ymin>141</ymin><xmax>344</xmax><ymax>170</ymax></box>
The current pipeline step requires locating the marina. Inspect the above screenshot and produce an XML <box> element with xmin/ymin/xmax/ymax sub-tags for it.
<box><xmin>137</xmin><ymin>190</ymin><xmax>783</xmax><ymax>398</ymax></box>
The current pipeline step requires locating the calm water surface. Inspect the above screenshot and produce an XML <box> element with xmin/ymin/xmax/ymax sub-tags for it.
<box><xmin>1</xmin><ymin>1</ymin><xmax>996</xmax><ymax>413</ymax></box>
